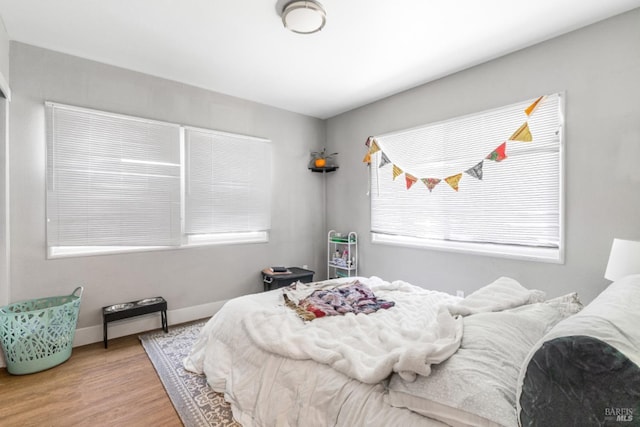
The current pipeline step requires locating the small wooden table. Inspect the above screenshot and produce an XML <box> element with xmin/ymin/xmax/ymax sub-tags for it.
<box><xmin>102</xmin><ymin>297</ymin><xmax>168</xmax><ymax>348</ymax></box>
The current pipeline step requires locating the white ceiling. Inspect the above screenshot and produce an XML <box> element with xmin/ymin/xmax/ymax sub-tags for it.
<box><xmin>1</xmin><ymin>0</ymin><xmax>639</xmax><ymax>119</ymax></box>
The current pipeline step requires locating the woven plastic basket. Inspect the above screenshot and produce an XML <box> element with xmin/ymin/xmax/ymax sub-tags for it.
<box><xmin>0</xmin><ymin>286</ymin><xmax>83</xmax><ymax>375</ymax></box>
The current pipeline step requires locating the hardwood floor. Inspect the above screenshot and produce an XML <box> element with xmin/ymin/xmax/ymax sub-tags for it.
<box><xmin>0</xmin><ymin>332</ymin><xmax>183</xmax><ymax>427</ymax></box>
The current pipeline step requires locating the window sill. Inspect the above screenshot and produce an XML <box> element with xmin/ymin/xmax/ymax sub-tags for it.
<box><xmin>186</xmin><ymin>231</ymin><xmax>269</xmax><ymax>246</ymax></box>
<box><xmin>371</xmin><ymin>233</ymin><xmax>563</xmax><ymax>264</ymax></box>
<box><xmin>47</xmin><ymin>232</ymin><xmax>269</xmax><ymax>259</ymax></box>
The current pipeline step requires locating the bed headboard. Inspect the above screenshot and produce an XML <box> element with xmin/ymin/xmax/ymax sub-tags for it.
<box><xmin>517</xmin><ymin>274</ymin><xmax>640</xmax><ymax>426</ymax></box>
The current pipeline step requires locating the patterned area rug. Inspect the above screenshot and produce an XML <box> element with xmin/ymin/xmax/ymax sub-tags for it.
<box><xmin>139</xmin><ymin>321</ymin><xmax>241</xmax><ymax>427</ymax></box>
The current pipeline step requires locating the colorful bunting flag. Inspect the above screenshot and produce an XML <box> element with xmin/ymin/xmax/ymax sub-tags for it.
<box><xmin>421</xmin><ymin>178</ymin><xmax>441</xmax><ymax>192</ymax></box>
<box><xmin>445</xmin><ymin>173</ymin><xmax>462</xmax><ymax>191</ymax></box>
<box><xmin>486</xmin><ymin>142</ymin><xmax>507</xmax><ymax>162</ymax></box>
<box><xmin>364</xmin><ymin>94</ymin><xmax>545</xmax><ymax>194</ymax></box>
<box><xmin>405</xmin><ymin>174</ymin><xmax>418</xmax><ymax>189</ymax></box>
<box><xmin>465</xmin><ymin>161</ymin><xmax>484</xmax><ymax>180</ymax></box>
<box><xmin>379</xmin><ymin>152</ymin><xmax>391</xmax><ymax>168</ymax></box>
<box><xmin>525</xmin><ymin>96</ymin><xmax>544</xmax><ymax>116</ymax></box>
<box><xmin>392</xmin><ymin>164</ymin><xmax>403</xmax><ymax>180</ymax></box>
<box><xmin>509</xmin><ymin>122</ymin><xmax>532</xmax><ymax>142</ymax></box>
<box><xmin>369</xmin><ymin>140</ymin><xmax>381</xmax><ymax>154</ymax></box>
<box><xmin>362</xmin><ymin>152</ymin><xmax>371</xmax><ymax>164</ymax></box>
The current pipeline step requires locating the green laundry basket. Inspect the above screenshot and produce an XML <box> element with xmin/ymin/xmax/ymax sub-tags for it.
<box><xmin>0</xmin><ymin>286</ymin><xmax>83</xmax><ymax>375</ymax></box>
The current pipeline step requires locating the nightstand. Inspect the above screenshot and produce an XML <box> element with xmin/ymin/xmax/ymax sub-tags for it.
<box><xmin>261</xmin><ymin>267</ymin><xmax>315</xmax><ymax>291</ymax></box>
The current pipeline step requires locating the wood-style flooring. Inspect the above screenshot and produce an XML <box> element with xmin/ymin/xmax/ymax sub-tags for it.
<box><xmin>0</xmin><ymin>332</ymin><xmax>182</xmax><ymax>427</ymax></box>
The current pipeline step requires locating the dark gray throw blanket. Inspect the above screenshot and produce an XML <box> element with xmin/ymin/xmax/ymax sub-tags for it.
<box><xmin>519</xmin><ymin>335</ymin><xmax>640</xmax><ymax>426</ymax></box>
<box><xmin>517</xmin><ymin>275</ymin><xmax>640</xmax><ymax>427</ymax></box>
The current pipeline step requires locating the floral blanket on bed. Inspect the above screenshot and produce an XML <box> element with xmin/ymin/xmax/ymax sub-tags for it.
<box><xmin>284</xmin><ymin>281</ymin><xmax>395</xmax><ymax>321</ymax></box>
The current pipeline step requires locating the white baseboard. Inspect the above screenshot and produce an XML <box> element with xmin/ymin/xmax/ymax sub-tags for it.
<box><xmin>0</xmin><ymin>299</ymin><xmax>228</xmax><ymax>369</ymax></box>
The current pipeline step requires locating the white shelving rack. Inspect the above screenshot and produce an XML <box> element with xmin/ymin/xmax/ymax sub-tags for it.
<box><xmin>327</xmin><ymin>230</ymin><xmax>358</xmax><ymax>279</ymax></box>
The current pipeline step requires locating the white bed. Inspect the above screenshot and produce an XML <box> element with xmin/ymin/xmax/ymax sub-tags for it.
<box><xmin>184</xmin><ymin>275</ymin><xmax>639</xmax><ymax>427</ymax></box>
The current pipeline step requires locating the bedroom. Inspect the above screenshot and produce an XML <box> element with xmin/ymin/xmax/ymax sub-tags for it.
<box><xmin>0</xmin><ymin>1</ymin><xmax>639</xmax><ymax>426</ymax></box>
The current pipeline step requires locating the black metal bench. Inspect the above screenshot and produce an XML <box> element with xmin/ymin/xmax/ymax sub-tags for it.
<box><xmin>102</xmin><ymin>297</ymin><xmax>168</xmax><ymax>348</ymax></box>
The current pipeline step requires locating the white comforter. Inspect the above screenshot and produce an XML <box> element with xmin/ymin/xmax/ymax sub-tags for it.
<box><xmin>243</xmin><ymin>276</ymin><xmax>463</xmax><ymax>383</ymax></box>
<box><xmin>183</xmin><ymin>275</ymin><xmax>544</xmax><ymax>427</ymax></box>
<box><xmin>184</xmin><ymin>276</ymin><xmax>454</xmax><ymax>427</ymax></box>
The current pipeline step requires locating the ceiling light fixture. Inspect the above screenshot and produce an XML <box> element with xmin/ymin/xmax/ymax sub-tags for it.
<box><xmin>281</xmin><ymin>0</ymin><xmax>326</xmax><ymax>34</ymax></box>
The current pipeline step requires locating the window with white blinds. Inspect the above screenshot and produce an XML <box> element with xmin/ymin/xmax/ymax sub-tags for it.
<box><xmin>46</xmin><ymin>102</ymin><xmax>271</xmax><ymax>257</ymax></box>
<box><xmin>185</xmin><ymin>127</ymin><xmax>271</xmax><ymax>237</ymax></box>
<box><xmin>370</xmin><ymin>93</ymin><xmax>564</xmax><ymax>262</ymax></box>
<box><xmin>46</xmin><ymin>103</ymin><xmax>182</xmax><ymax>249</ymax></box>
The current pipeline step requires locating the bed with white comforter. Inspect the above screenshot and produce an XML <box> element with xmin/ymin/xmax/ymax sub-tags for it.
<box><xmin>184</xmin><ymin>275</ymin><xmax>639</xmax><ymax>426</ymax></box>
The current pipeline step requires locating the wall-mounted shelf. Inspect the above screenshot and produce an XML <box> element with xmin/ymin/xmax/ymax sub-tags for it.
<box><xmin>309</xmin><ymin>166</ymin><xmax>339</xmax><ymax>173</ymax></box>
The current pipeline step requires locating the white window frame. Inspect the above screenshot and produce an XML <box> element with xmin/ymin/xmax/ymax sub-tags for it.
<box><xmin>46</xmin><ymin>102</ymin><xmax>270</xmax><ymax>259</ymax></box>
<box><xmin>370</xmin><ymin>94</ymin><xmax>565</xmax><ymax>263</ymax></box>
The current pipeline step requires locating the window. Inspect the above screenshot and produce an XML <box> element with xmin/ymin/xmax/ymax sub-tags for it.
<box><xmin>369</xmin><ymin>93</ymin><xmax>564</xmax><ymax>262</ymax></box>
<box><xmin>46</xmin><ymin>102</ymin><xmax>271</xmax><ymax>258</ymax></box>
<box><xmin>184</xmin><ymin>127</ymin><xmax>271</xmax><ymax>243</ymax></box>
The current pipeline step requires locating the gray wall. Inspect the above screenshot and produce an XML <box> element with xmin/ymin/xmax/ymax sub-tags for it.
<box><xmin>0</xmin><ymin>16</ymin><xmax>9</xmax><ymax>307</ymax></box>
<box><xmin>325</xmin><ymin>9</ymin><xmax>640</xmax><ymax>303</ymax></box>
<box><xmin>9</xmin><ymin>42</ymin><xmax>327</xmax><ymax>328</ymax></box>
<box><xmin>0</xmin><ymin>15</ymin><xmax>9</xmax><ymax>90</ymax></box>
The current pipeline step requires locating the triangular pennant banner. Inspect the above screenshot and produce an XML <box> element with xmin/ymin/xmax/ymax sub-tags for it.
<box><xmin>421</xmin><ymin>178</ymin><xmax>441</xmax><ymax>192</ymax></box>
<box><xmin>445</xmin><ymin>173</ymin><xmax>462</xmax><ymax>191</ymax></box>
<box><xmin>379</xmin><ymin>152</ymin><xmax>391</xmax><ymax>168</ymax></box>
<box><xmin>509</xmin><ymin>122</ymin><xmax>532</xmax><ymax>142</ymax></box>
<box><xmin>362</xmin><ymin>152</ymin><xmax>371</xmax><ymax>164</ymax></box>
<box><xmin>369</xmin><ymin>140</ymin><xmax>381</xmax><ymax>154</ymax></box>
<box><xmin>365</xmin><ymin>136</ymin><xmax>372</xmax><ymax>148</ymax></box>
<box><xmin>392</xmin><ymin>164</ymin><xmax>403</xmax><ymax>180</ymax></box>
<box><xmin>486</xmin><ymin>142</ymin><xmax>507</xmax><ymax>162</ymax></box>
<box><xmin>524</xmin><ymin>96</ymin><xmax>544</xmax><ymax>117</ymax></box>
<box><xmin>465</xmin><ymin>161</ymin><xmax>484</xmax><ymax>180</ymax></box>
<box><xmin>405</xmin><ymin>173</ymin><xmax>418</xmax><ymax>189</ymax></box>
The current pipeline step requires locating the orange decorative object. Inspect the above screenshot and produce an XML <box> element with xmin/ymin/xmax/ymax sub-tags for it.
<box><xmin>525</xmin><ymin>95</ymin><xmax>544</xmax><ymax>116</ymax></box>
<box><xmin>314</xmin><ymin>158</ymin><xmax>327</xmax><ymax>168</ymax></box>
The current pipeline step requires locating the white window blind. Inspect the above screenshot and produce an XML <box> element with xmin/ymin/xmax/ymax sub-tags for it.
<box><xmin>46</xmin><ymin>103</ymin><xmax>182</xmax><ymax>248</ymax></box>
<box><xmin>370</xmin><ymin>93</ymin><xmax>563</xmax><ymax>260</ymax></box>
<box><xmin>185</xmin><ymin>127</ymin><xmax>271</xmax><ymax>235</ymax></box>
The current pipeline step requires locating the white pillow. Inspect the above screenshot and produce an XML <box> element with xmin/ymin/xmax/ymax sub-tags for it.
<box><xmin>448</xmin><ymin>277</ymin><xmax>546</xmax><ymax>317</ymax></box>
<box><xmin>388</xmin><ymin>297</ymin><xmax>582</xmax><ymax>427</ymax></box>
